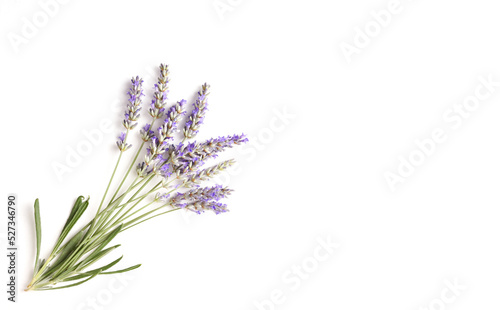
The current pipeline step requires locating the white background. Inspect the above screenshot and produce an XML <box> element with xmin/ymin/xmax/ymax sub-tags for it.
<box><xmin>1</xmin><ymin>0</ymin><xmax>500</xmax><ymax>309</ymax></box>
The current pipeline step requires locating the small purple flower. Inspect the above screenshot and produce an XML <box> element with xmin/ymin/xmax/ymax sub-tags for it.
<box><xmin>159</xmin><ymin>193</ymin><xmax>171</xmax><ymax>202</ymax></box>
<box><xmin>159</xmin><ymin>163</ymin><xmax>172</xmax><ymax>178</ymax></box>
<box><xmin>143</xmin><ymin>136</ymin><xmax>168</xmax><ymax>167</ymax></box>
<box><xmin>140</xmin><ymin>124</ymin><xmax>155</xmax><ymax>142</ymax></box>
<box><xmin>116</xmin><ymin>132</ymin><xmax>131</xmax><ymax>152</ymax></box>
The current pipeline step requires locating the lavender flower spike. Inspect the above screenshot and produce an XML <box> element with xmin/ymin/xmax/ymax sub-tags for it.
<box><xmin>117</xmin><ymin>77</ymin><xmax>144</xmax><ymax>151</ymax></box>
<box><xmin>183</xmin><ymin>159</ymin><xmax>236</xmax><ymax>186</ymax></box>
<box><xmin>149</xmin><ymin>64</ymin><xmax>170</xmax><ymax>120</ymax></box>
<box><xmin>157</xmin><ymin>99</ymin><xmax>187</xmax><ymax>144</ymax></box>
<box><xmin>167</xmin><ymin>134</ymin><xmax>248</xmax><ymax>176</ymax></box>
<box><xmin>123</xmin><ymin>76</ymin><xmax>144</xmax><ymax>130</ymax></box>
<box><xmin>179</xmin><ymin>201</ymin><xmax>228</xmax><ymax>215</ymax></box>
<box><xmin>171</xmin><ymin>185</ymin><xmax>233</xmax><ymax>205</ymax></box>
<box><xmin>183</xmin><ymin>83</ymin><xmax>210</xmax><ymax>139</ymax></box>
<box><xmin>202</xmin><ymin>134</ymin><xmax>249</xmax><ymax>154</ymax></box>
<box><xmin>143</xmin><ymin>100</ymin><xmax>187</xmax><ymax>168</ymax></box>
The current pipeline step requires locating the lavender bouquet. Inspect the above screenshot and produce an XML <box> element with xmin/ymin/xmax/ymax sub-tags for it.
<box><xmin>26</xmin><ymin>64</ymin><xmax>247</xmax><ymax>291</ymax></box>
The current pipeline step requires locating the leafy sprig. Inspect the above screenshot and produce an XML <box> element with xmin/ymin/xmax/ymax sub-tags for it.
<box><xmin>26</xmin><ymin>64</ymin><xmax>247</xmax><ymax>291</ymax></box>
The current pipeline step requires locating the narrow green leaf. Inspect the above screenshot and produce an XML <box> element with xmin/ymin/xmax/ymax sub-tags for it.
<box><xmin>41</xmin><ymin>197</ymin><xmax>90</xmax><ymax>281</ymax></box>
<box><xmin>36</xmin><ymin>259</ymin><xmax>45</xmax><ymax>274</ymax></box>
<box><xmin>33</xmin><ymin>199</ymin><xmax>42</xmax><ymax>274</ymax></box>
<box><xmin>77</xmin><ymin>224</ymin><xmax>124</xmax><ymax>268</ymax></box>
<box><xmin>80</xmin><ymin>245</ymin><xmax>121</xmax><ymax>270</ymax></box>
<box><xmin>101</xmin><ymin>264</ymin><xmax>141</xmax><ymax>275</ymax></box>
<box><xmin>62</xmin><ymin>256</ymin><xmax>124</xmax><ymax>282</ymax></box>
<box><xmin>93</xmin><ymin>224</ymin><xmax>123</xmax><ymax>254</ymax></box>
<box><xmin>65</xmin><ymin>196</ymin><xmax>83</xmax><ymax>227</ymax></box>
<box><xmin>52</xmin><ymin>196</ymin><xmax>89</xmax><ymax>252</ymax></box>
<box><xmin>37</xmin><ymin>269</ymin><xmax>102</xmax><ymax>290</ymax></box>
<box><xmin>47</xmin><ymin>230</ymin><xmax>85</xmax><ymax>273</ymax></box>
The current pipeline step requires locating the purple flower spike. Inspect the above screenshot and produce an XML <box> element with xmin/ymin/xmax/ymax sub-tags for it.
<box><xmin>176</xmin><ymin>200</ymin><xmax>228</xmax><ymax>214</ymax></box>
<box><xmin>148</xmin><ymin>64</ymin><xmax>170</xmax><ymax>120</ymax></box>
<box><xmin>171</xmin><ymin>185</ymin><xmax>232</xmax><ymax>205</ymax></box>
<box><xmin>123</xmin><ymin>76</ymin><xmax>144</xmax><ymax>131</ymax></box>
<box><xmin>156</xmin><ymin>99</ymin><xmax>187</xmax><ymax>145</ymax></box>
<box><xmin>119</xmin><ymin>76</ymin><xmax>144</xmax><ymax>152</ymax></box>
<box><xmin>183</xmin><ymin>83</ymin><xmax>210</xmax><ymax>139</ymax></box>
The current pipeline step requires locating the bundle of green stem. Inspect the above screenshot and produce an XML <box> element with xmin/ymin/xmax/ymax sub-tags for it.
<box><xmin>26</xmin><ymin>65</ymin><xmax>247</xmax><ymax>291</ymax></box>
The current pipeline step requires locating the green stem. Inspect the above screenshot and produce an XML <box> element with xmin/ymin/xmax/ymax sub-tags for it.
<box><xmin>88</xmin><ymin>138</ymin><xmax>127</xmax><ymax>236</ymax></box>
<box><xmin>108</xmin><ymin>142</ymin><xmax>145</xmax><ymax>203</ymax></box>
<box><xmin>92</xmin><ymin>176</ymin><xmax>141</xmax><ymax>233</ymax></box>
<box><xmin>101</xmin><ymin>174</ymin><xmax>155</xmax><ymax>229</ymax></box>
<box><xmin>106</xmin><ymin>118</ymin><xmax>156</xmax><ymax>207</ymax></box>
<box><xmin>122</xmin><ymin>208</ymin><xmax>181</xmax><ymax>231</ymax></box>
<box><xmin>118</xmin><ymin>185</ymin><xmax>178</xmax><ymax>225</ymax></box>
